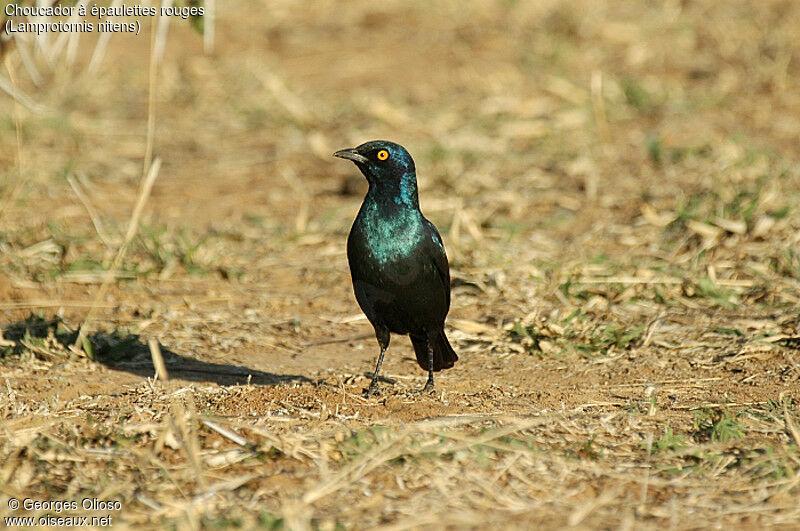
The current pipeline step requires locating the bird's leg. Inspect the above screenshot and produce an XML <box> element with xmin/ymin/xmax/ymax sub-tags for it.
<box><xmin>409</xmin><ymin>342</ymin><xmax>435</xmax><ymax>395</ymax></box>
<box><xmin>420</xmin><ymin>343</ymin><xmax>435</xmax><ymax>393</ymax></box>
<box><xmin>366</xmin><ymin>346</ymin><xmax>387</xmax><ymax>396</ymax></box>
<box><xmin>365</xmin><ymin>327</ymin><xmax>389</xmax><ymax>397</ymax></box>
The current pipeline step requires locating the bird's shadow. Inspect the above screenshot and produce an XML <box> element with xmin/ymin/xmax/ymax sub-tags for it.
<box><xmin>2</xmin><ymin>315</ymin><xmax>311</xmax><ymax>387</ymax></box>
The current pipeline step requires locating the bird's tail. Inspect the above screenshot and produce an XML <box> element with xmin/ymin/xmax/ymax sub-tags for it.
<box><xmin>411</xmin><ymin>330</ymin><xmax>458</xmax><ymax>371</ymax></box>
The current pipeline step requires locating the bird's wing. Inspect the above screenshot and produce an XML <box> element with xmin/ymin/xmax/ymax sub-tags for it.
<box><xmin>423</xmin><ymin>218</ymin><xmax>450</xmax><ymax>306</ymax></box>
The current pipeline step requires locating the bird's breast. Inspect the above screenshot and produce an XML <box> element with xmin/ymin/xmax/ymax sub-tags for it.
<box><xmin>349</xmin><ymin>205</ymin><xmax>427</xmax><ymax>281</ymax></box>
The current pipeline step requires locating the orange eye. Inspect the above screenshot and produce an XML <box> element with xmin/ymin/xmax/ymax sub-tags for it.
<box><xmin>377</xmin><ymin>149</ymin><xmax>389</xmax><ymax>161</ymax></box>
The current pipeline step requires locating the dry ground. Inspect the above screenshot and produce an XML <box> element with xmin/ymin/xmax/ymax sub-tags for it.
<box><xmin>2</xmin><ymin>0</ymin><xmax>800</xmax><ymax>528</ymax></box>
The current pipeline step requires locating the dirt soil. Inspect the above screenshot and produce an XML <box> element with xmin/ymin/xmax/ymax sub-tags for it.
<box><xmin>1</xmin><ymin>1</ymin><xmax>800</xmax><ymax>529</ymax></box>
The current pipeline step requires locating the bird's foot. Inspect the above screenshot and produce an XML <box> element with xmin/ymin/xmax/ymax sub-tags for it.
<box><xmin>409</xmin><ymin>378</ymin><xmax>435</xmax><ymax>395</ymax></box>
<box><xmin>363</xmin><ymin>382</ymin><xmax>382</xmax><ymax>397</ymax></box>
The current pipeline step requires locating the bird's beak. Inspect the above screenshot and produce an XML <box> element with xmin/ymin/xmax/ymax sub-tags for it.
<box><xmin>333</xmin><ymin>148</ymin><xmax>369</xmax><ymax>164</ymax></box>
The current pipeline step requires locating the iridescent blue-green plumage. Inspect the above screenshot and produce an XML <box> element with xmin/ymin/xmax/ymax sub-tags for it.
<box><xmin>334</xmin><ymin>140</ymin><xmax>458</xmax><ymax>395</ymax></box>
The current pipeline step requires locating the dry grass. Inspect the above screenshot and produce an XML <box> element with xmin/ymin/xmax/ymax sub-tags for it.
<box><xmin>1</xmin><ymin>0</ymin><xmax>800</xmax><ymax>528</ymax></box>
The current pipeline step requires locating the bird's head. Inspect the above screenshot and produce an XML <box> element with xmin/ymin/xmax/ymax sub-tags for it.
<box><xmin>333</xmin><ymin>140</ymin><xmax>415</xmax><ymax>186</ymax></box>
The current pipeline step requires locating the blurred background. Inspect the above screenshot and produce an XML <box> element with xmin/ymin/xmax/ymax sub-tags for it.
<box><xmin>2</xmin><ymin>1</ymin><xmax>800</xmax><ymax>527</ymax></box>
<box><xmin>3</xmin><ymin>0</ymin><xmax>800</xmax><ymax>342</ymax></box>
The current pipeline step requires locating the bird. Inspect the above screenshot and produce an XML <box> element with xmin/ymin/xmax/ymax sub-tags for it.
<box><xmin>334</xmin><ymin>140</ymin><xmax>458</xmax><ymax>396</ymax></box>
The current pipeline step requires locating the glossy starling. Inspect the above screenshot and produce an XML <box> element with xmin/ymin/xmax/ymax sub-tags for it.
<box><xmin>334</xmin><ymin>140</ymin><xmax>458</xmax><ymax>395</ymax></box>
